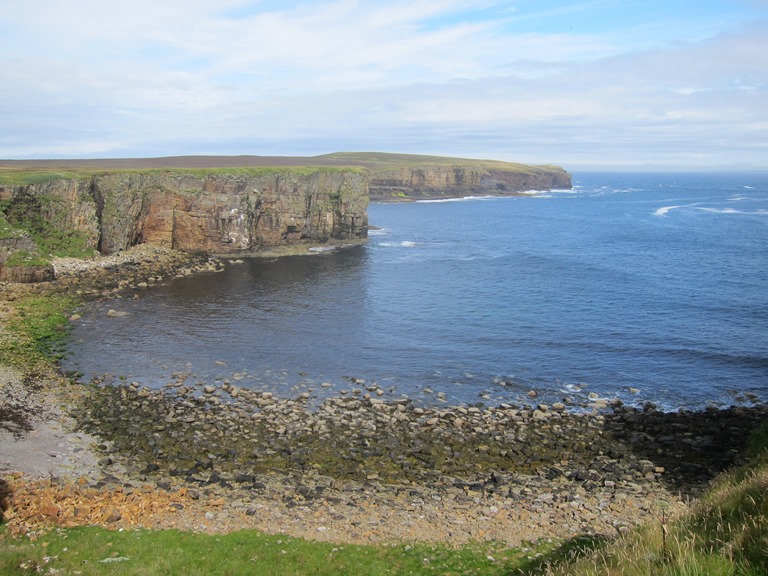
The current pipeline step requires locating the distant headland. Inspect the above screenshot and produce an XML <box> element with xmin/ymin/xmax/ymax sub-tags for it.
<box><xmin>0</xmin><ymin>151</ymin><xmax>572</xmax><ymax>201</ymax></box>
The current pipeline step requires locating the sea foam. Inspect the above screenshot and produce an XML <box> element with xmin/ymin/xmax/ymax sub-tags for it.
<box><xmin>416</xmin><ymin>195</ymin><xmax>497</xmax><ymax>203</ymax></box>
<box><xmin>654</xmin><ymin>205</ymin><xmax>681</xmax><ymax>216</ymax></box>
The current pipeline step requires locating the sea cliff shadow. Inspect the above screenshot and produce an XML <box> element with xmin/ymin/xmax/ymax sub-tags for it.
<box><xmin>602</xmin><ymin>404</ymin><xmax>768</xmax><ymax>496</ymax></box>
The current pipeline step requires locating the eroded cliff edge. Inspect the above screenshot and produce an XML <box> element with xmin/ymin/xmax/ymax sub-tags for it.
<box><xmin>0</xmin><ymin>168</ymin><xmax>369</xmax><ymax>281</ymax></box>
<box><xmin>307</xmin><ymin>152</ymin><xmax>571</xmax><ymax>202</ymax></box>
<box><xmin>0</xmin><ymin>153</ymin><xmax>572</xmax><ymax>281</ymax></box>
<box><xmin>368</xmin><ymin>164</ymin><xmax>570</xmax><ymax>202</ymax></box>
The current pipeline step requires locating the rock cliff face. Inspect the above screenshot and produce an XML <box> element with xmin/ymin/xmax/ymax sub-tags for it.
<box><xmin>92</xmin><ymin>170</ymin><xmax>368</xmax><ymax>254</ymax></box>
<box><xmin>0</xmin><ymin>169</ymin><xmax>369</xmax><ymax>261</ymax></box>
<box><xmin>369</xmin><ymin>164</ymin><xmax>571</xmax><ymax>202</ymax></box>
<box><xmin>0</xmin><ymin>234</ymin><xmax>55</xmax><ymax>282</ymax></box>
<box><xmin>0</xmin><ymin>153</ymin><xmax>572</xmax><ymax>282</ymax></box>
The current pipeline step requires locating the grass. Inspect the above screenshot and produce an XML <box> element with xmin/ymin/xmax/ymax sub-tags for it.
<box><xmin>0</xmin><ymin>152</ymin><xmax>565</xmax><ymax>186</ymax></box>
<box><xmin>1</xmin><ymin>251</ymin><xmax>49</xmax><ymax>268</ymax></box>
<box><xmin>0</xmin><ymin>166</ymin><xmax>367</xmax><ymax>187</ymax></box>
<box><xmin>0</xmin><ymin>528</ymin><xmax>557</xmax><ymax>576</ymax></box>
<box><xmin>0</xmin><ymin>169</ymin><xmax>92</xmax><ymax>187</ymax></box>
<box><xmin>0</xmin><ymin>213</ymin><xmax>25</xmax><ymax>241</ymax></box>
<box><xmin>1</xmin><ymin>425</ymin><xmax>766</xmax><ymax>576</ymax></box>
<box><xmin>523</xmin><ymin>419</ymin><xmax>768</xmax><ymax>575</ymax></box>
<box><xmin>171</xmin><ymin>166</ymin><xmax>368</xmax><ymax>178</ymax></box>
<box><xmin>314</xmin><ymin>151</ymin><xmax>561</xmax><ymax>175</ymax></box>
<box><xmin>0</xmin><ymin>194</ymin><xmax>96</xmax><ymax>260</ymax></box>
<box><xmin>0</xmin><ymin>293</ymin><xmax>77</xmax><ymax>368</ymax></box>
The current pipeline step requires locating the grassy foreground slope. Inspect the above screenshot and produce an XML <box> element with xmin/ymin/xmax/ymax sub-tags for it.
<box><xmin>1</xmin><ymin>425</ymin><xmax>766</xmax><ymax>575</ymax></box>
<box><xmin>549</xmin><ymin>422</ymin><xmax>768</xmax><ymax>576</ymax></box>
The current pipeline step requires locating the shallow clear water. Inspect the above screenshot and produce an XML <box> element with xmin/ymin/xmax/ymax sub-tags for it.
<box><xmin>63</xmin><ymin>172</ymin><xmax>768</xmax><ymax>409</ymax></box>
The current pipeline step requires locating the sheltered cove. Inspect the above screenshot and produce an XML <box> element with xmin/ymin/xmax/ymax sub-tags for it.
<box><xmin>1</xmin><ymin>246</ymin><xmax>766</xmax><ymax>545</ymax></box>
<box><xmin>1</xmin><ymin>155</ymin><xmax>765</xmax><ymax>546</ymax></box>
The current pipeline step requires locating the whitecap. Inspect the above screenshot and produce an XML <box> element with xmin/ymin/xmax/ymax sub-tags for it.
<box><xmin>654</xmin><ymin>205</ymin><xmax>680</xmax><ymax>217</ymax></box>
<box><xmin>696</xmin><ymin>207</ymin><xmax>742</xmax><ymax>215</ymax></box>
<box><xmin>368</xmin><ymin>228</ymin><xmax>388</xmax><ymax>236</ymax></box>
<box><xmin>416</xmin><ymin>197</ymin><xmax>466</xmax><ymax>203</ymax></box>
<box><xmin>562</xmin><ymin>383</ymin><xmax>586</xmax><ymax>392</ymax></box>
<box><xmin>379</xmin><ymin>240</ymin><xmax>417</xmax><ymax>248</ymax></box>
<box><xmin>416</xmin><ymin>195</ymin><xmax>497</xmax><ymax>203</ymax></box>
<box><xmin>524</xmin><ymin>189</ymin><xmax>580</xmax><ymax>198</ymax></box>
<box><xmin>696</xmin><ymin>207</ymin><xmax>768</xmax><ymax>216</ymax></box>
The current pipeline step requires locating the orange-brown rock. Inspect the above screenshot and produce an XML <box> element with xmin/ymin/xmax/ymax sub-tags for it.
<box><xmin>0</xmin><ymin>168</ymin><xmax>369</xmax><ymax>260</ymax></box>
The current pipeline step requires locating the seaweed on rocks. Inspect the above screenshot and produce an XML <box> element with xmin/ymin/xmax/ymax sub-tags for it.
<box><xmin>73</xmin><ymin>380</ymin><xmax>768</xmax><ymax>502</ymax></box>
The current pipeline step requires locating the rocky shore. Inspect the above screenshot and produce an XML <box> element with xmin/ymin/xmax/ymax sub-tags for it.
<box><xmin>1</xmin><ymin>246</ymin><xmax>766</xmax><ymax>547</ymax></box>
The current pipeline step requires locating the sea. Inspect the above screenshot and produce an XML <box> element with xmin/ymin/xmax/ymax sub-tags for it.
<box><xmin>61</xmin><ymin>172</ymin><xmax>768</xmax><ymax>411</ymax></box>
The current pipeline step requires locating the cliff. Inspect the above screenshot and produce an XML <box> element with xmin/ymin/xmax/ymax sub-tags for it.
<box><xmin>0</xmin><ymin>152</ymin><xmax>571</xmax><ymax>282</ymax></box>
<box><xmin>89</xmin><ymin>169</ymin><xmax>369</xmax><ymax>254</ymax></box>
<box><xmin>0</xmin><ymin>167</ymin><xmax>369</xmax><ymax>281</ymax></box>
<box><xmin>310</xmin><ymin>153</ymin><xmax>572</xmax><ymax>202</ymax></box>
<box><xmin>0</xmin><ymin>227</ymin><xmax>55</xmax><ymax>282</ymax></box>
<box><xmin>0</xmin><ymin>152</ymin><xmax>572</xmax><ymax>203</ymax></box>
<box><xmin>367</xmin><ymin>164</ymin><xmax>571</xmax><ymax>201</ymax></box>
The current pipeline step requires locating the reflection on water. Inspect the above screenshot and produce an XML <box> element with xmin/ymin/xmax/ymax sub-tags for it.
<box><xmin>63</xmin><ymin>173</ymin><xmax>768</xmax><ymax>409</ymax></box>
<box><xmin>65</xmin><ymin>246</ymin><xmax>379</xmax><ymax>398</ymax></box>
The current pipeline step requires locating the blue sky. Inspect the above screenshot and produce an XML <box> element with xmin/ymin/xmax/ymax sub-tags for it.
<box><xmin>1</xmin><ymin>0</ymin><xmax>767</xmax><ymax>169</ymax></box>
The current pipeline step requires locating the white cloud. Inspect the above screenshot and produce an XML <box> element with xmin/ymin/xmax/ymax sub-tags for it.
<box><xmin>1</xmin><ymin>1</ymin><xmax>767</xmax><ymax>167</ymax></box>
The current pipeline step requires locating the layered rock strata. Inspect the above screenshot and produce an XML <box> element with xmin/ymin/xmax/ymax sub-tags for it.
<box><xmin>0</xmin><ymin>233</ymin><xmax>54</xmax><ymax>282</ymax></box>
<box><xmin>368</xmin><ymin>164</ymin><xmax>571</xmax><ymax>202</ymax></box>
<box><xmin>0</xmin><ymin>153</ymin><xmax>573</xmax><ymax>281</ymax></box>
<box><xmin>0</xmin><ymin>169</ymin><xmax>369</xmax><ymax>267</ymax></box>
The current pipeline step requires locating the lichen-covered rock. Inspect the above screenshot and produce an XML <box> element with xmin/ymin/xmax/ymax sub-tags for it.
<box><xmin>0</xmin><ymin>264</ymin><xmax>54</xmax><ymax>283</ymax></box>
<box><xmin>0</xmin><ymin>227</ymin><xmax>54</xmax><ymax>283</ymax></box>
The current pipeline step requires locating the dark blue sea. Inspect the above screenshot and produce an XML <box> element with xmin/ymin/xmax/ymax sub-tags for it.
<box><xmin>62</xmin><ymin>172</ymin><xmax>768</xmax><ymax>410</ymax></box>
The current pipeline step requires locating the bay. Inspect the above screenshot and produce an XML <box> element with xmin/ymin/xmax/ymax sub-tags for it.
<box><xmin>62</xmin><ymin>172</ymin><xmax>768</xmax><ymax>410</ymax></box>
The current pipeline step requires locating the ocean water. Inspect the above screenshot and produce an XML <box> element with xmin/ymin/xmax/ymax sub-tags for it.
<box><xmin>62</xmin><ymin>172</ymin><xmax>768</xmax><ymax>410</ymax></box>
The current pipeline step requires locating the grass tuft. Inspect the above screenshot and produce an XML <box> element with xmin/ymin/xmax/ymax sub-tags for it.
<box><xmin>522</xmin><ymin>419</ymin><xmax>768</xmax><ymax>575</ymax></box>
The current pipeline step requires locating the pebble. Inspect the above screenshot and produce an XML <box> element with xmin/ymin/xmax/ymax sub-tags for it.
<box><xmin>73</xmin><ymin>374</ymin><xmax>768</xmax><ymax>551</ymax></box>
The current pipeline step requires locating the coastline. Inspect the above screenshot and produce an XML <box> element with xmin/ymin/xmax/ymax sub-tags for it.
<box><xmin>1</xmin><ymin>246</ymin><xmax>766</xmax><ymax>546</ymax></box>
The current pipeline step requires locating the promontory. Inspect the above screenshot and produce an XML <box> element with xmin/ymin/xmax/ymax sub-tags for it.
<box><xmin>0</xmin><ymin>152</ymin><xmax>571</xmax><ymax>282</ymax></box>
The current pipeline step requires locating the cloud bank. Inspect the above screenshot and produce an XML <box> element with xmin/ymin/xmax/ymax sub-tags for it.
<box><xmin>1</xmin><ymin>0</ymin><xmax>767</xmax><ymax>169</ymax></box>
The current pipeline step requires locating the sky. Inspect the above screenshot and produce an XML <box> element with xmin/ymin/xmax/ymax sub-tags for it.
<box><xmin>1</xmin><ymin>0</ymin><xmax>767</xmax><ymax>170</ymax></box>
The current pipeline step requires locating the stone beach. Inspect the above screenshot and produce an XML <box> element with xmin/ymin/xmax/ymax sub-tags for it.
<box><xmin>2</xmin><ymin>245</ymin><xmax>767</xmax><ymax>546</ymax></box>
